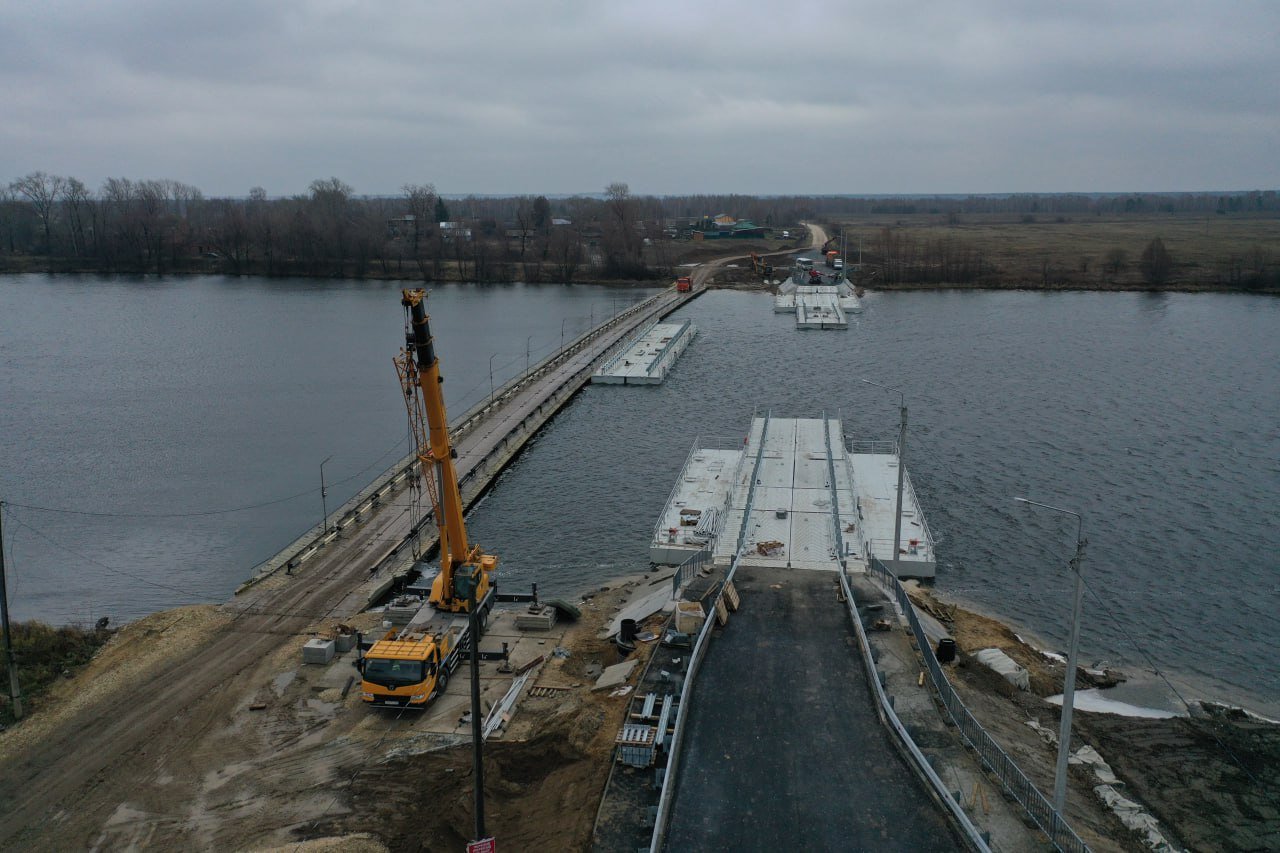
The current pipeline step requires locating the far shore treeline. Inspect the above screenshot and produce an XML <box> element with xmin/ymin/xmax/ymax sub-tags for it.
<box><xmin>2</xmin><ymin>173</ymin><xmax>1277</xmax><ymax>291</ymax></box>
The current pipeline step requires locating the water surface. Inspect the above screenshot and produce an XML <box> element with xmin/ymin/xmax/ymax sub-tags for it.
<box><xmin>1</xmin><ymin>276</ymin><xmax>1276</xmax><ymax>715</ymax></box>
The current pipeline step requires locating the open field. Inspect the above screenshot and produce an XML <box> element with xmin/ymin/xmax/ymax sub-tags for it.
<box><xmin>829</xmin><ymin>212</ymin><xmax>1280</xmax><ymax>290</ymax></box>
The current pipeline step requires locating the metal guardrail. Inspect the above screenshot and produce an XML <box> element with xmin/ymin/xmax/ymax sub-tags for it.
<box><xmin>244</xmin><ymin>286</ymin><xmax>691</xmax><ymax>590</ymax></box>
<box><xmin>826</xmin><ymin>414</ymin><xmax>991</xmax><ymax>850</ymax></box>
<box><xmin>836</xmin><ymin>565</ymin><xmax>992</xmax><ymax>851</ymax></box>
<box><xmin>669</xmin><ymin>546</ymin><xmax>713</xmax><ymax>600</ymax></box>
<box><xmin>842</xmin><ymin>435</ymin><xmax>937</xmax><ymax>560</ymax></box>
<box><xmin>649</xmin><ymin>413</ymin><xmax>772</xmax><ymax>853</ymax></box>
<box><xmin>647</xmin><ymin>318</ymin><xmax>693</xmax><ymax>369</ymax></box>
<box><xmin>822</xmin><ymin>414</ymin><xmax>848</xmax><ymax>563</ymax></box>
<box><xmin>847</xmin><ymin>439</ymin><xmax>897</xmax><ymax>455</ymax></box>
<box><xmin>866</xmin><ymin>557</ymin><xmax>1091</xmax><ymax>853</ymax></box>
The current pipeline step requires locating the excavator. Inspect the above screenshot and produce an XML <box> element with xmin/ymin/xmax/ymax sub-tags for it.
<box><xmin>749</xmin><ymin>251</ymin><xmax>774</xmax><ymax>278</ymax></box>
<box><xmin>359</xmin><ymin>288</ymin><xmax>498</xmax><ymax>708</ymax></box>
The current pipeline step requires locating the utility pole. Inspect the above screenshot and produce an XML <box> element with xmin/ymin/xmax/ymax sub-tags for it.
<box><xmin>0</xmin><ymin>502</ymin><xmax>24</xmax><ymax>720</ymax></box>
<box><xmin>488</xmin><ymin>353</ymin><xmax>496</xmax><ymax>405</ymax></box>
<box><xmin>320</xmin><ymin>455</ymin><xmax>333</xmax><ymax>536</ymax></box>
<box><xmin>863</xmin><ymin>380</ymin><xmax>907</xmax><ymax>573</ymax></box>
<box><xmin>1015</xmin><ymin>497</ymin><xmax>1086</xmax><ymax>816</ymax></box>
<box><xmin>466</xmin><ymin>579</ymin><xmax>486</xmax><ymax>843</ymax></box>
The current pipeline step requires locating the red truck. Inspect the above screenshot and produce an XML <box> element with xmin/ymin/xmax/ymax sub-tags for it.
<box><xmin>676</xmin><ymin>276</ymin><xmax>692</xmax><ymax>293</ymax></box>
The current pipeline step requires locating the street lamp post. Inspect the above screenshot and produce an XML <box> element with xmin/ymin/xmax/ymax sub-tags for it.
<box><xmin>488</xmin><ymin>353</ymin><xmax>497</xmax><ymax>405</ymax></box>
<box><xmin>460</xmin><ymin>575</ymin><xmax>487</xmax><ymax>844</ymax></box>
<box><xmin>0</xmin><ymin>502</ymin><xmax>24</xmax><ymax>720</ymax></box>
<box><xmin>320</xmin><ymin>455</ymin><xmax>333</xmax><ymax>536</ymax></box>
<box><xmin>524</xmin><ymin>335</ymin><xmax>533</xmax><ymax>381</ymax></box>
<box><xmin>1014</xmin><ymin>497</ymin><xmax>1087</xmax><ymax>816</ymax></box>
<box><xmin>560</xmin><ymin>317</ymin><xmax>567</xmax><ymax>356</ymax></box>
<box><xmin>862</xmin><ymin>379</ymin><xmax>907</xmax><ymax>573</ymax></box>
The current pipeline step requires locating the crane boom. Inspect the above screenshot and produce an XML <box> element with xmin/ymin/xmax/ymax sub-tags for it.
<box><xmin>395</xmin><ymin>289</ymin><xmax>496</xmax><ymax>612</ymax></box>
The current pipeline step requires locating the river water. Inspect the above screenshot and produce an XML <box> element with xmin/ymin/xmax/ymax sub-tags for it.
<box><xmin>1</xmin><ymin>275</ymin><xmax>1277</xmax><ymax>716</ymax></box>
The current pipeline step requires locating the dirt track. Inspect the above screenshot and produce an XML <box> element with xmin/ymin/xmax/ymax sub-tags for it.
<box><xmin>0</xmin><ymin>562</ymin><xmax>663</xmax><ymax>851</ymax></box>
<box><xmin>0</xmin><ymin>505</ymin><xmax>409</xmax><ymax>850</ymax></box>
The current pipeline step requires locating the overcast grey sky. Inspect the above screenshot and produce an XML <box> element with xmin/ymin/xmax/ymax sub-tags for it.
<box><xmin>3</xmin><ymin>1</ymin><xmax>1277</xmax><ymax>197</ymax></box>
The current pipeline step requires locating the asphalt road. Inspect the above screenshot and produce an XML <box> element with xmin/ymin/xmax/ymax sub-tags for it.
<box><xmin>664</xmin><ymin>567</ymin><xmax>966</xmax><ymax>852</ymax></box>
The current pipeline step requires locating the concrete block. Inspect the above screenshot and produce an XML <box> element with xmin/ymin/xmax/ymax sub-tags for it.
<box><xmin>303</xmin><ymin>638</ymin><xmax>335</xmax><ymax>665</ymax></box>
<box><xmin>674</xmin><ymin>602</ymin><xmax>705</xmax><ymax>634</ymax></box>
<box><xmin>334</xmin><ymin>632</ymin><xmax>356</xmax><ymax>653</ymax></box>
<box><xmin>515</xmin><ymin>606</ymin><xmax>557</xmax><ymax>631</ymax></box>
<box><xmin>385</xmin><ymin>601</ymin><xmax>420</xmax><ymax>625</ymax></box>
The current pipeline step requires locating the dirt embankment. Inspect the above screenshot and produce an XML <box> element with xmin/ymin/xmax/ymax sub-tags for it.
<box><xmin>304</xmin><ymin>580</ymin><xmax>666</xmax><ymax>853</ymax></box>
<box><xmin>0</xmin><ymin>570</ymin><xmax>668</xmax><ymax>853</ymax></box>
<box><xmin>909</xmin><ymin>586</ymin><xmax>1280</xmax><ymax>853</ymax></box>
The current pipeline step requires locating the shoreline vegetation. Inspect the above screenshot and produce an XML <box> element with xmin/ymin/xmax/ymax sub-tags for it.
<box><xmin>3</xmin><ymin>174</ymin><xmax>1277</xmax><ymax>292</ymax></box>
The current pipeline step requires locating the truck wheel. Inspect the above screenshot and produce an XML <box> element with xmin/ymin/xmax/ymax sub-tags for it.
<box><xmin>479</xmin><ymin>606</ymin><xmax>490</xmax><ymax>633</ymax></box>
<box><xmin>436</xmin><ymin>669</ymin><xmax>449</xmax><ymax>696</ymax></box>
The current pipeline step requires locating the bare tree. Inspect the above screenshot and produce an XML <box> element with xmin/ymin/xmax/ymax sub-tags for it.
<box><xmin>514</xmin><ymin>197</ymin><xmax>535</xmax><ymax>259</ymax></box>
<box><xmin>601</xmin><ymin>181</ymin><xmax>644</xmax><ymax>277</ymax></box>
<box><xmin>10</xmin><ymin>171</ymin><xmax>66</xmax><ymax>253</ymax></box>
<box><xmin>548</xmin><ymin>225</ymin><xmax>583</xmax><ymax>282</ymax></box>
<box><xmin>309</xmin><ymin>177</ymin><xmax>354</xmax><ymax>274</ymax></box>
<box><xmin>208</xmin><ymin>199</ymin><xmax>251</xmax><ymax>273</ymax></box>
<box><xmin>1139</xmin><ymin>238</ymin><xmax>1172</xmax><ymax>285</ymax></box>
<box><xmin>1104</xmin><ymin>248</ymin><xmax>1127</xmax><ymax>276</ymax></box>
<box><xmin>60</xmin><ymin>178</ymin><xmax>92</xmax><ymax>258</ymax></box>
<box><xmin>0</xmin><ymin>186</ymin><xmax>21</xmax><ymax>254</ymax></box>
<box><xmin>401</xmin><ymin>183</ymin><xmax>436</xmax><ymax>257</ymax></box>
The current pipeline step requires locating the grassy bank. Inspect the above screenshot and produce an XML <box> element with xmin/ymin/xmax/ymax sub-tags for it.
<box><xmin>0</xmin><ymin>621</ymin><xmax>114</xmax><ymax>727</ymax></box>
<box><xmin>830</xmin><ymin>211</ymin><xmax>1280</xmax><ymax>291</ymax></box>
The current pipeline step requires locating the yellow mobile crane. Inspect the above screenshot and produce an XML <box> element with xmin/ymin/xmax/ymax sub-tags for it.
<box><xmin>396</xmin><ymin>287</ymin><xmax>497</xmax><ymax>611</ymax></box>
<box><xmin>359</xmin><ymin>288</ymin><xmax>498</xmax><ymax>709</ymax></box>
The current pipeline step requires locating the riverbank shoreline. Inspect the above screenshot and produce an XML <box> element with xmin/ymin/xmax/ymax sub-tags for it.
<box><xmin>4</xmin><ymin>577</ymin><xmax>1275</xmax><ymax>851</ymax></box>
<box><xmin>905</xmin><ymin>583</ymin><xmax>1280</xmax><ymax>852</ymax></box>
<box><xmin>3</xmin><ymin>265</ymin><xmax>1277</xmax><ymax>294</ymax></box>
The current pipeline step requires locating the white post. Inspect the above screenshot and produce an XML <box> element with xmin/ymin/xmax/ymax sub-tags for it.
<box><xmin>862</xmin><ymin>379</ymin><xmax>907</xmax><ymax>573</ymax></box>
<box><xmin>1015</xmin><ymin>497</ymin><xmax>1086</xmax><ymax>816</ymax></box>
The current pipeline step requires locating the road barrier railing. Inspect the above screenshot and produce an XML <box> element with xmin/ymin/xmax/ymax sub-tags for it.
<box><xmin>240</xmin><ymin>286</ymin><xmax>697</xmax><ymax>592</ymax></box>
<box><xmin>866</xmin><ymin>556</ymin><xmax>1091</xmax><ymax>853</ymax></box>
<box><xmin>649</xmin><ymin>413</ymin><xmax>772</xmax><ymax>853</ymax></box>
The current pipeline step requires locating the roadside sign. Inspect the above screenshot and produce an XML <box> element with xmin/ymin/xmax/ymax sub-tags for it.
<box><xmin>466</xmin><ymin>839</ymin><xmax>496</xmax><ymax>853</ymax></box>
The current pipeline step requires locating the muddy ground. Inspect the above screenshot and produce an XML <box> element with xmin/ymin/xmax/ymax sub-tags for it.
<box><xmin>909</xmin><ymin>585</ymin><xmax>1280</xmax><ymax>853</ymax></box>
<box><xmin>303</xmin><ymin>581</ymin><xmax>668</xmax><ymax>853</ymax></box>
<box><xmin>0</xmin><ymin>576</ymin><xmax>667</xmax><ymax>853</ymax></box>
<box><xmin>4</xmin><ymin>569</ymin><xmax>1273</xmax><ymax>852</ymax></box>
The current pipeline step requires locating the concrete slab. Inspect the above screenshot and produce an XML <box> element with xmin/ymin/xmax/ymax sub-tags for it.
<box><xmin>594</xmin><ymin>659</ymin><xmax>638</xmax><ymax>691</ymax></box>
<box><xmin>604</xmin><ymin>586</ymin><xmax>675</xmax><ymax>638</ymax></box>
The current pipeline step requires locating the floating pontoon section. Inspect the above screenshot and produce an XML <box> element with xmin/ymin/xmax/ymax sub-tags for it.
<box><xmin>592</xmin><ymin>320</ymin><xmax>697</xmax><ymax>385</ymax></box>
<box><xmin>774</xmin><ymin>270</ymin><xmax>862</xmax><ymax>328</ymax></box>
<box><xmin>650</xmin><ymin>437</ymin><xmax>744</xmax><ymax>565</ymax></box>
<box><xmin>652</xmin><ymin>417</ymin><xmax>936</xmax><ymax>579</ymax></box>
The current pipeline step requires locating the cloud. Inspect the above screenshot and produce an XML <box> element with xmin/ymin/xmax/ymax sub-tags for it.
<box><xmin>2</xmin><ymin>0</ymin><xmax>1277</xmax><ymax>195</ymax></box>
